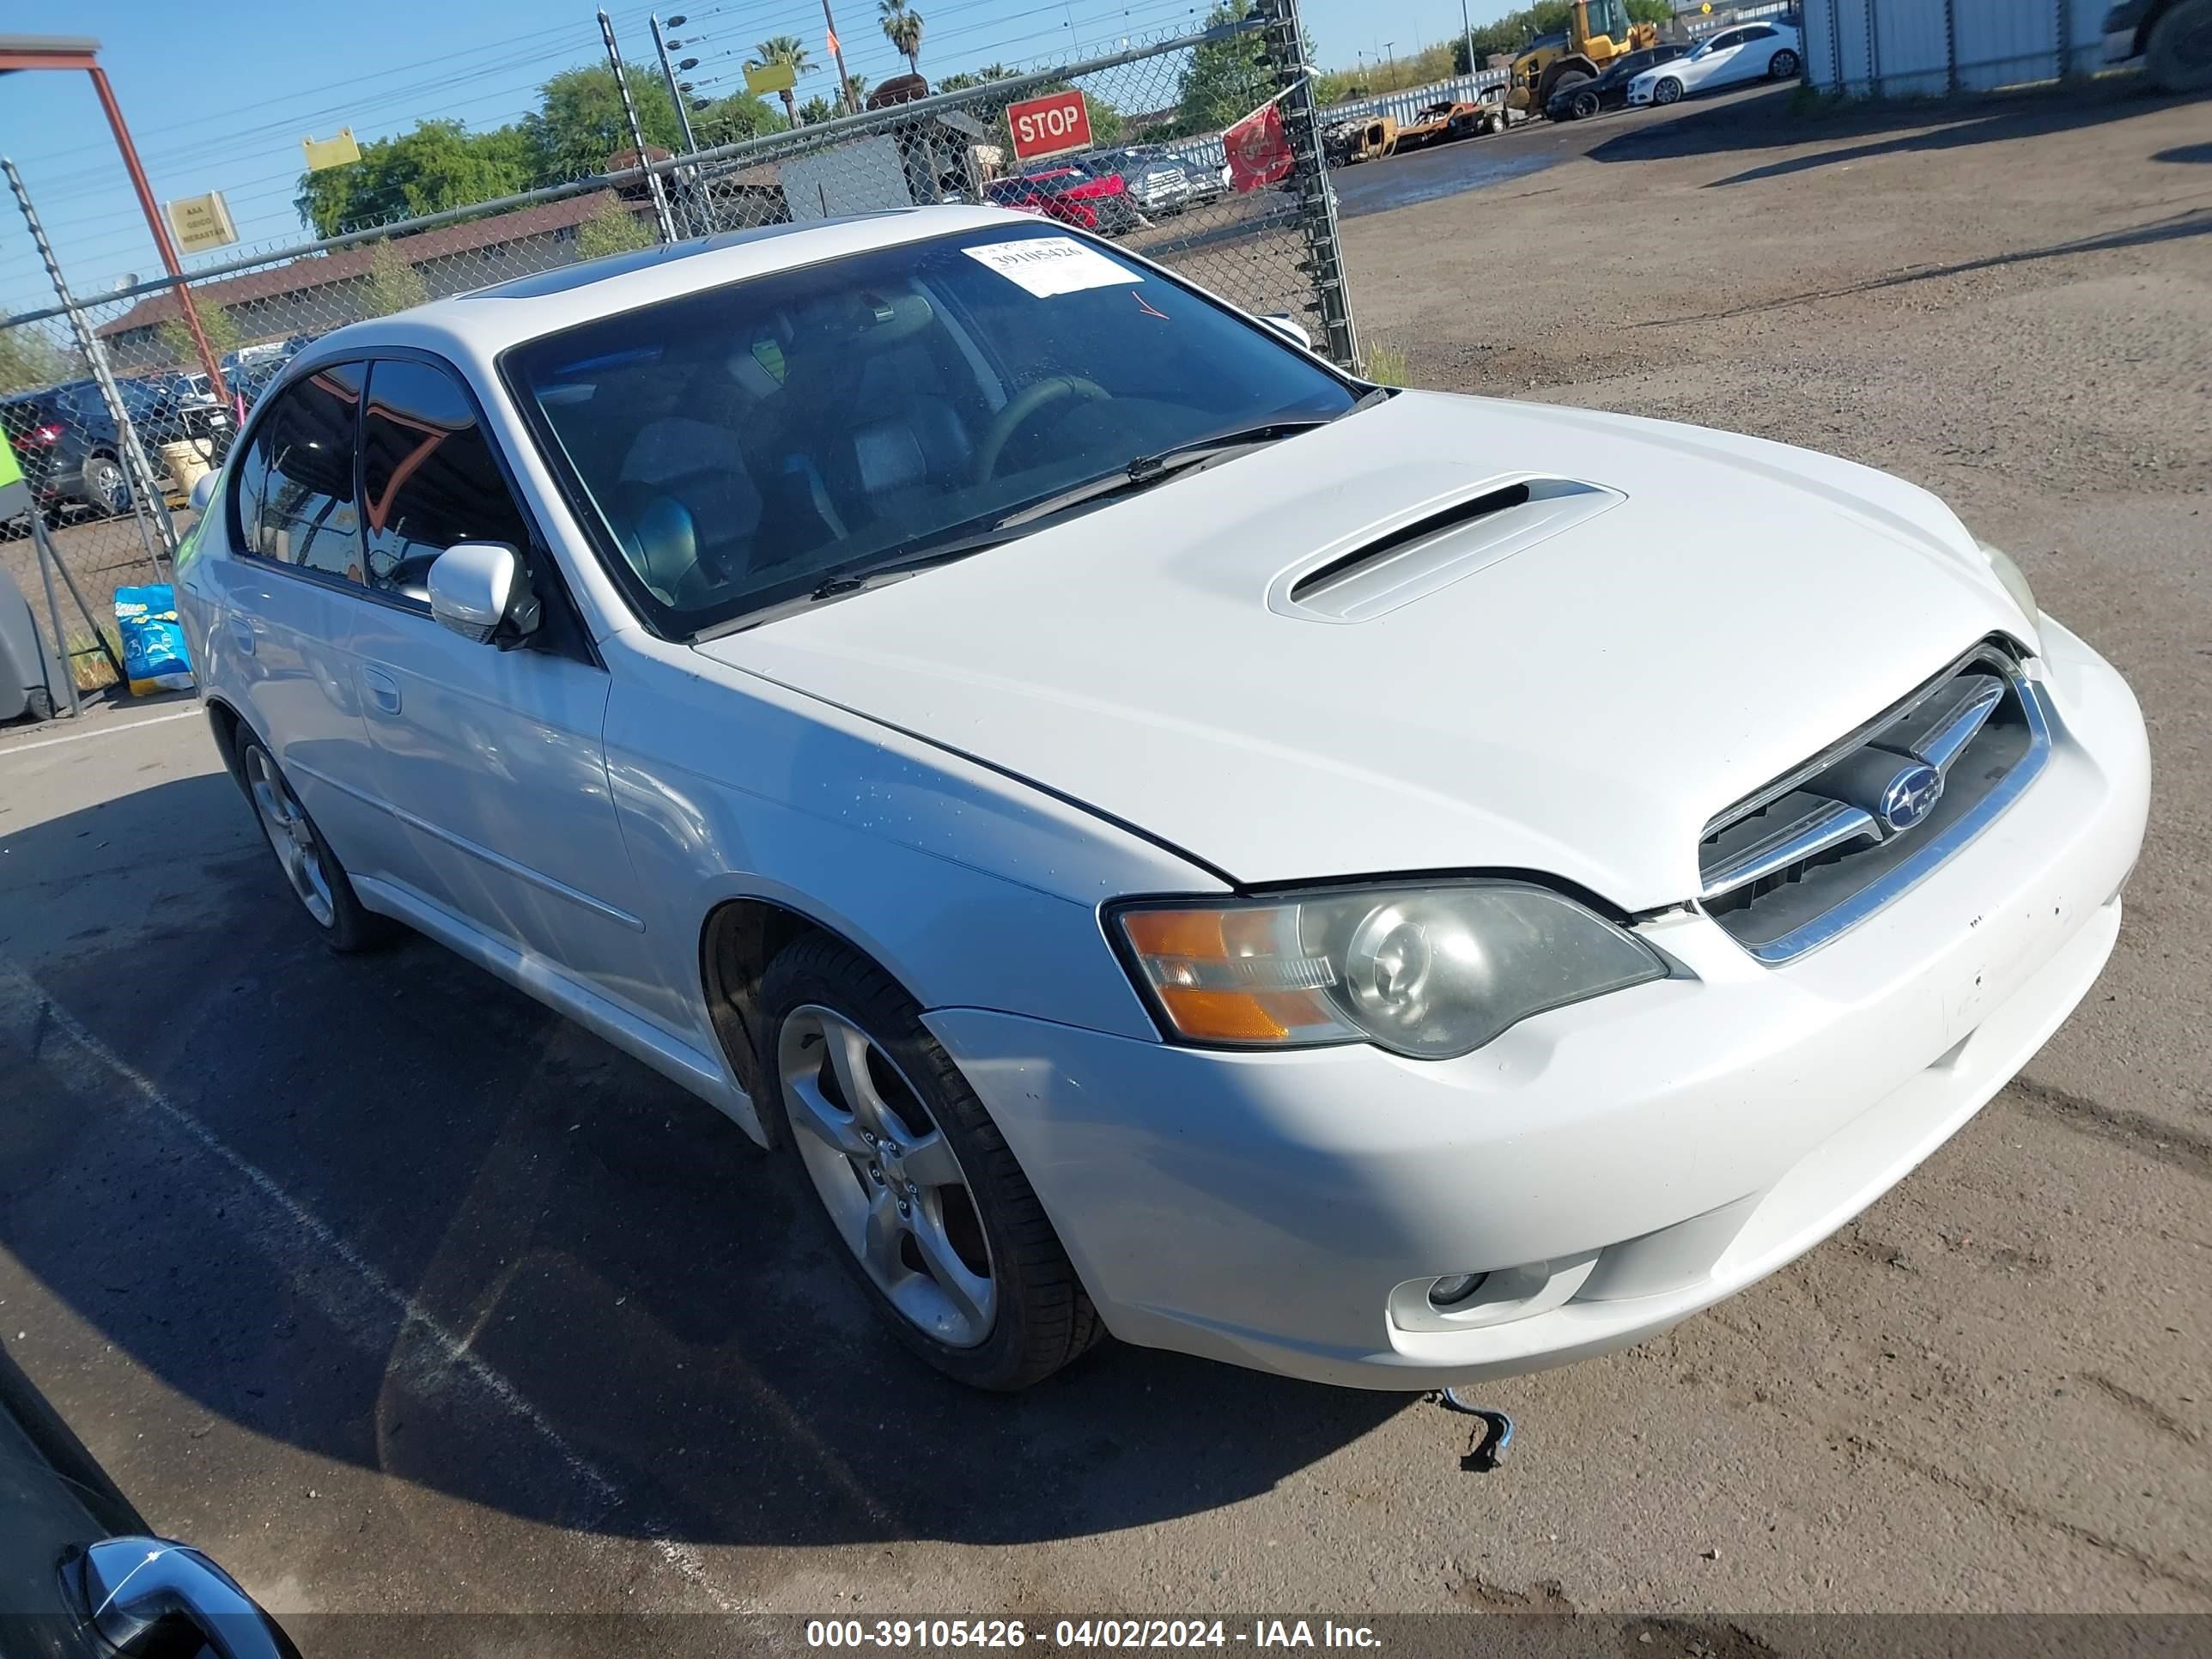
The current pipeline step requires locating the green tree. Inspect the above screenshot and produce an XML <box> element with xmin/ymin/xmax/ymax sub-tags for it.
<box><xmin>360</xmin><ymin>240</ymin><xmax>430</xmax><ymax>316</ymax></box>
<box><xmin>0</xmin><ymin>329</ymin><xmax>71</xmax><ymax>395</ymax></box>
<box><xmin>1171</xmin><ymin>1</ymin><xmax>1276</xmax><ymax>136</ymax></box>
<box><xmin>748</xmin><ymin>35</ymin><xmax>818</xmax><ymax>127</ymax></box>
<box><xmin>524</xmin><ymin>63</ymin><xmax>688</xmax><ymax>181</ymax></box>
<box><xmin>844</xmin><ymin>72</ymin><xmax>871</xmax><ymax>107</ymax></box>
<box><xmin>155</xmin><ymin>294</ymin><xmax>242</xmax><ymax>365</ymax></box>
<box><xmin>576</xmin><ymin>193</ymin><xmax>658</xmax><ymax>259</ymax></box>
<box><xmin>797</xmin><ymin>94</ymin><xmax>839</xmax><ymax>124</ymax></box>
<box><xmin>878</xmin><ymin>0</ymin><xmax>926</xmax><ymax>75</ymax></box>
<box><xmin>294</xmin><ymin>118</ymin><xmax>529</xmax><ymax>237</ymax></box>
<box><xmin>694</xmin><ymin>90</ymin><xmax>783</xmax><ymax>145</ymax></box>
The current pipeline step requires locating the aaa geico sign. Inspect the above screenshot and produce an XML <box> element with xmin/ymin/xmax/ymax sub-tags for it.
<box><xmin>1005</xmin><ymin>88</ymin><xmax>1091</xmax><ymax>161</ymax></box>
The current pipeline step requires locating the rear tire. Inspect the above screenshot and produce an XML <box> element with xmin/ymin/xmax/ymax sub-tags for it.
<box><xmin>757</xmin><ymin>934</ymin><xmax>1103</xmax><ymax>1390</ymax></box>
<box><xmin>82</xmin><ymin>455</ymin><xmax>130</xmax><ymax>518</ymax></box>
<box><xmin>23</xmin><ymin>687</ymin><xmax>55</xmax><ymax>723</ymax></box>
<box><xmin>1768</xmin><ymin>47</ymin><xmax>1800</xmax><ymax>78</ymax></box>
<box><xmin>2145</xmin><ymin>0</ymin><xmax>2212</xmax><ymax>92</ymax></box>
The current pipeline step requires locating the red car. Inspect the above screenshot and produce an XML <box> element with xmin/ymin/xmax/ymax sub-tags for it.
<box><xmin>983</xmin><ymin>162</ymin><xmax>1140</xmax><ymax>236</ymax></box>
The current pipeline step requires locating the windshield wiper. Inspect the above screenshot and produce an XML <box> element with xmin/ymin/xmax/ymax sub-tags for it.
<box><xmin>993</xmin><ymin>419</ymin><xmax>1331</xmax><ymax>530</ymax></box>
<box><xmin>695</xmin><ymin>528</ymin><xmax>1024</xmax><ymax>639</ymax></box>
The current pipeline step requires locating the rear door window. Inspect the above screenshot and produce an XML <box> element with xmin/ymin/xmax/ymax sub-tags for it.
<box><xmin>238</xmin><ymin>364</ymin><xmax>365</xmax><ymax>584</ymax></box>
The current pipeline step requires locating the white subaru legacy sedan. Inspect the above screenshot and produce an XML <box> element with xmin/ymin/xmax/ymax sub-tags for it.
<box><xmin>178</xmin><ymin>209</ymin><xmax>2148</xmax><ymax>1392</ymax></box>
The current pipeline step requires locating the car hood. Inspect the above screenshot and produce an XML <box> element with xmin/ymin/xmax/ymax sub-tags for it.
<box><xmin>696</xmin><ymin>392</ymin><xmax>2028</xmax><ymax>908</ymax></box>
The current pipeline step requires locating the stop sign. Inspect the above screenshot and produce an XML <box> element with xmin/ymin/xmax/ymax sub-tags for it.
<box><xmin>1005</xmin><ymin>88</ymin><xmax>1093</xmax><ymax>162</ymax></box>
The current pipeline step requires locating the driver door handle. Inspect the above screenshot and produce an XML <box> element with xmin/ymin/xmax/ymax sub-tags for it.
<box><xmin>361</xmin><ymin>665</ymin><xmax>402</xmax><ymax>717</ymax></box>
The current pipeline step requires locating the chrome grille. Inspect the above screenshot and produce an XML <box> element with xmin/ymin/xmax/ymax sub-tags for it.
<box><xmin>1698</xmin><ymin>643</ymin><xmax>2051</xmax><ymax>963</ymax></box>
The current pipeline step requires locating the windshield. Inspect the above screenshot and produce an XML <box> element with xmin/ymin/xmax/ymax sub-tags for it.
<box><xmin>505</xmin><ymin>222</ymin><xmax>1358</xmax><ymax>638</ymax></box>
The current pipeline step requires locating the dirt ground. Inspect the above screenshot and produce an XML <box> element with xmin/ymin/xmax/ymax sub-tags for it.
<box><xmin>1</xmin><ymin>80</ymin><xmax>2207</xmax><ymax>1646</ymax></box>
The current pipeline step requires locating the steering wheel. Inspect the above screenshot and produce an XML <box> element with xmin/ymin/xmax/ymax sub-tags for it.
<box><xmin>974</xmin><ymin>375</ymin><xmax>1109</xmax><ymax>484</ymax></box>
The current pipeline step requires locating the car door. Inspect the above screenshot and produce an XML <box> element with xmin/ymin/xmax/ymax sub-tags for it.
<box><xmin>339</xmin><ymin>354</ymin><xmax>666</xmax><ymax>1020</ymax></box>
<box><xmin>1713</xmin><ymin>26</ymin><xmax>1771</xmax><ymax>86</ymax></box>
<box><xmin>209</xmin><ymin>363</ymin><xmax>394</xmax><ymax>874</ymax></box>
<box><xmin>1686</xmin><ymin>28</ymin><xmax>1744</xmax><ymax>88</ymax></box>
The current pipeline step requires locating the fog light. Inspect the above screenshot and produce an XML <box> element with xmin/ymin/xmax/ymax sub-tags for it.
<box><xmin>1427</xmin><ymin>1273</ymin><xmax>1487</xmax><ymax>1309</ymax></box>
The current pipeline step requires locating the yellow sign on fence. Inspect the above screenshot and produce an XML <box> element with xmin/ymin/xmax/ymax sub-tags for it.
<box><xmin>744</xmin><ymin>59</ymin><xmax>797</xmax><ymax>95</ymax></box>
<box><xmin>301</xmin><ymin>129</ymin><xmax>362</xmax><ymax>172</ymax></box>
<box><xmin>165</xmin><ymin>191</ymin><xmax>239</xmax><ymax>255</ymax></box>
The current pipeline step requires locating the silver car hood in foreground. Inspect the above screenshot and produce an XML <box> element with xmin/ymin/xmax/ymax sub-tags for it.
<box><xmin>698</xmin><ymin>392</ymin><xmax>2028</xmax><ymax>907</ymax></box>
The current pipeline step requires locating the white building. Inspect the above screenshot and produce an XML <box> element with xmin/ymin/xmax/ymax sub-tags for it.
<box><xmin>1800</xmin><ymin>0</ymin><xmax>2112</xmax><ymax>95</ymax></box>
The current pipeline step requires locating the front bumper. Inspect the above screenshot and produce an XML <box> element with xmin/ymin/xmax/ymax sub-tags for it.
<box><xmin>927</xmin><ymin>618</ymin><xmax>2148</xmax><ymax>1389</ymax></box>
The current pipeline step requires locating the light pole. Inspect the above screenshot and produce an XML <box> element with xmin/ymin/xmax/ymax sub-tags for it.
<box><xmin>1459</xmin><ymin>0</ymin><xmax>1476</xmax><ymax>77</ymax></box>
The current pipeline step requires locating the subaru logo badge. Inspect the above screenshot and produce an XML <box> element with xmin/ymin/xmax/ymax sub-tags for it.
<box><xmin>1879</xmin><ymin>763</ymin><xmax>1944</xmax><ymax>832</ymax></box>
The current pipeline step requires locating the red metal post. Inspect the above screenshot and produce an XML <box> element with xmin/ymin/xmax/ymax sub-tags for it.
<box><xmin>84</xmin><ymin>63</ymin><xmax>230</xmax><ymax>403</ymax></box>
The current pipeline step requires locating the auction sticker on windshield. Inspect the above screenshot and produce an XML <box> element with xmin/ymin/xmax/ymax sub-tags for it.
<box><xmin>963</xmin><ymin>236</ymin><xmax>1141</xmax><ymax>297</ymax></box>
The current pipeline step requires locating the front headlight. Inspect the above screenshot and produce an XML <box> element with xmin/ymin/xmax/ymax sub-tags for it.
<box><xmin>1111</xmin><ymin>881</ymin><xmax>1668</xmax><ymax>1059</ymax></box>
<box><xmin>1977</xmin><ymin>539</ymin><xmax>2039</xmax><ymax>623</ymax></box>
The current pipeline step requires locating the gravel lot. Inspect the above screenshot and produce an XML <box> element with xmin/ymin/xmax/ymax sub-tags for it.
<box><xmin>2</xmin><ymin>79</ymin><xmax>2207</xmax><ymax>1646</ymax></box>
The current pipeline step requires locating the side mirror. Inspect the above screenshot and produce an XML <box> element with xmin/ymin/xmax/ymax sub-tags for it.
<box><xmin>188</xmin><ymin>471</ymin><xmax>219</xmax><ymax>514</ymax></box>
<box><xmin>1260</xmin><ymin>313</ymin><xmax>1314</xmax><ymax>351</ymax></box>
<box><xmin>427</xmin><ymin>543</ymin><xmax>541</xmax><ymax>646</ymax></box>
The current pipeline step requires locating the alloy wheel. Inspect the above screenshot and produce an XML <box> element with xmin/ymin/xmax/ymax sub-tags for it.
<box><xmin>246</xmin><ymin>746</ymin><xmax>336</xmax><ymax>927</ymax></box>
<box><xmin>1655</xmin><ymin>77</ymin><xmax>1682</xmax><ymax>104</ymax></box>
<box><xmin>778</xmin><ymin>1005</ymin><xmax>997</xmax><ymax>1348</ymax></box>
<box><xmin>86</xmin><ymin>457</ymin><xmax>130</xmax><ymax>516</ymax></box>
<box><xmin>1771</xmin><ymin>49</ymin><xmax>1799</xmax><ymax>77</ymax></box>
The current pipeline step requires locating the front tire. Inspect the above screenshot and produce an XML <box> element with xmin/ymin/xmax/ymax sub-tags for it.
<box><xmin>1570</xmin><ymin>88</ymin><xmax>1601</xmax><ymax>118</ymax></box>
<box><xmin>238</xmin><ymin>737</ymin><xmax>393</xmax><ymax>952</ymax></box>
<box><xmin>1653</xmin><ymin>75</ymin><xmax>1684</xmax><ymax>104</ymax></box>
<box><xmin>2145</xmin><ymin>0</ymin><xmax>2212</xmax><ymax>92</ymax></box>
<box><xmin>758</xmin><ymin>935</ymin><xmax>1101</xmax><ymax>1390</ymax></box>
<box><xmin>1768</xmin><ymin>47</ymin><xmax>1800</xmax><ymax>79</ymax></box>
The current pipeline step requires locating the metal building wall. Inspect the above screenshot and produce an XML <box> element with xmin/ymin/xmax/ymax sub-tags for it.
<box><xmin>1800</xmin><ymin>0</ymin><xmax>2106</xmax><ymax>96</ymax></box>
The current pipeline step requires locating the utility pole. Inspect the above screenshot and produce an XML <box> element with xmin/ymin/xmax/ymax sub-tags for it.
<box><xmin>823</xmin><ymin>0</ymin><xmax>859</xmax><ymax>113</ymax></box>
<box><xmin>1460</xmin><ymin>0</ymin><xmax>1477</xmax><ymax>78</ymax></box>
<box><xmin>599</xmin><ymin>10</ymin><xmax>678</xmax><ymax>242</ymax></box>
<box><xmin>650</xmin><ymin>14</ymin><xmax>706</xmax><ymax>236</ymax></box>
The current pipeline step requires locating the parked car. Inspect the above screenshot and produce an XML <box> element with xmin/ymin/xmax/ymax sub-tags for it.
<box><xmin>1547</xmin><ymin>41</ymin><xmax>1686</xmax><ymax>118</ymax></box>
<box><xmin>179</xmin><ymin>208</ymin><xmax>2148</xmax><ymax>1395</ymax></box>
<box><xmin>2101</xmin><ymin>0</ymin><xmax>2212</xmax><ymax>91</ymax></box>
<box><xmin>1084</xmin><ymin>149</ymin><xmax>1227</xmax><ymax>216</ymax></box>
<box><xmin>1</xmin><ymin>381</ymin><xmax>135</xmax><ymax>520</ymax></box>
<box><xmin>0</xmin><ymin>1342</ymin><xmax>301</xmax><ymax>1657</ymax></box>
<box><xmin>1626</xmin><ymin>21</ymin><xmax>1801</xmax><ymax>105</ymax></box>
<box><xmin>983</xmin><ymin>164</ymin><xmax>1139</xmax><ymax>234</ymax></box>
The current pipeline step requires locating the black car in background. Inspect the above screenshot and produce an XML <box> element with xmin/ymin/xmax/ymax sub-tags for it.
<box><xmin>2</xmin><ymin>374</ymin><xmax>234</xmax><ymax>526</ymax></box>
<box><xmin>0</xmin><ymin>1343</ymin><xmax>300</xmax><ymax>1657</ymax></box>
<box><xmin>1546</xmin><ymin>41</ymin><xmax>1687</xmax><ymax>118</ymax></box>
<box><xmin>0</xmin><ymin>381</ymin><xmax>143</xmax><ymax>522</ymax></box>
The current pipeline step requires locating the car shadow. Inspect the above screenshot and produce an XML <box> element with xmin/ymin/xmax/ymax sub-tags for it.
<box><xmin>1620</xmin><ymin>204</ymin><xmax>2212</xmax><ymax>328</ymax></box>
<box><xmin>1586</xmin><ymin>77</ymin><xmax>2205</xmax><ymax>183</ymax></box>
<box><xmin>0</xmin><ymin>773</ymin><xmax>1401</xmax><ymax>1549</ymax></box>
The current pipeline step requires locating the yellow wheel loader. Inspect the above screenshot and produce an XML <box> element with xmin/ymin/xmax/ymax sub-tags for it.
<box><xmin>1509</xmin><ymin>0</ymin><xmax>1660</xmax><ymax>114</ymax></box>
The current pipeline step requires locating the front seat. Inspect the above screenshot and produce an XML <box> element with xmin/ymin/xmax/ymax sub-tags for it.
<box><xmin>615</xmin><ymin>416</ymin><xmax>764</xmax><ymax>591</ymax></box>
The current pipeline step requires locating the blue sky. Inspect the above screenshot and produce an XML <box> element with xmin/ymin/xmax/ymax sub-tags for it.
<box><xmin>1</xmin><ymin>0</ymin><xmax>1514</xmax><ymax>313</ymax></box>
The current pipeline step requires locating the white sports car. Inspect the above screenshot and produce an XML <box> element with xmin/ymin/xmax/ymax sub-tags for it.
<box><xmin>179</xmin><ymin>208</ymin><xmax>2147</xmax><ymax>1392</ymax></box>
<box><xmin>1628</xmin><ymin>20</ymin><xmax>1802</xmax><ymax>106</ymax></box>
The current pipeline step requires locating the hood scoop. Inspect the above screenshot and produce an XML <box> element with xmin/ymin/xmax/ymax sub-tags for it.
<box><xmin>1270</xmin><ymin>474</ymin><xmax>1626</xmax><ymax>623</ymax></box>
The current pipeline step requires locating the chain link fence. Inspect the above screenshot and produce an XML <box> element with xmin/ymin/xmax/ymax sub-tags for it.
<box><xmin>2</xmin><ymin>0</ymin><xmax>1355</xmax><ymax>708</ymax></box>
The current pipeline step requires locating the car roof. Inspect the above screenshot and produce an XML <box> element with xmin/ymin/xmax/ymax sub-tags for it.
<box><xmin>291</xmin><ymin>205</ymin><xmax>1025</xmax><ymax>379</ymax></box>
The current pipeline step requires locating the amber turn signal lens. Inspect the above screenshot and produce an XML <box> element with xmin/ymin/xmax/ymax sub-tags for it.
<box><xmin>1115</xmin><ymin>902</ymin><xmax>1343</xmax><ymax>1045</ymax></box>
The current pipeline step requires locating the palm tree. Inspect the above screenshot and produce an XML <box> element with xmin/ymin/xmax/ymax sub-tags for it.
<box><xmin>746</xmin><ymin>35</ymin><xmax>817</xmax><ymax>126</ymax></box>
<box><xmin>844</xmin><ymin>71</ymin><xmax>871</xmax><ymax>106</ymax></box>
<box><xmin>878</xmin><ymin>0</ymin><xmax>926</xmax><ymax>76</ymax></box>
